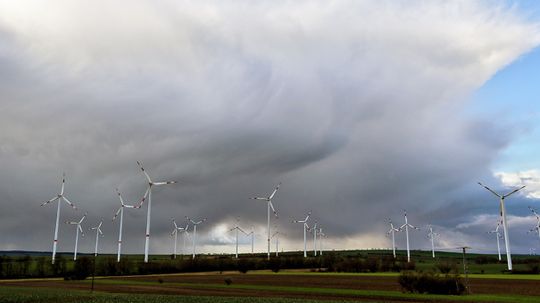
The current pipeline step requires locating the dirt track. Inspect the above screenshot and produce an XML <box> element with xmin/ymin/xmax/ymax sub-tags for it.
<box><xmin>2</xmin><ymin>273</ymin><xmax>539</xmax><ymax>302</ymax></box>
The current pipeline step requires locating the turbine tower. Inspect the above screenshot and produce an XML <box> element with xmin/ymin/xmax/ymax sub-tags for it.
<box><xmin>250</xmin><ymin>182</ymin><xmax>281</xmax><ymax>260</ymax></box>
<box><xmin>487</xmin><ymin>219</ymin><xmax>503</xmax><ymax>261</ymax></box>
<box><xmin>478</xmin><ymin>182</ymin><xmax>525</xmax><ymax>271</ymax></box>
<box><xmin>229</xmin><ymin>219</ymin><xmax>247</xmax><ymax>258</ymax></box>
<box><xmin>293</xmin><ymin>211</ymin><xmax>311</xmax><ymax>258</ymax></box>
<box><xmin>65</xmin><ymin>213</ymin><xmax>86</xmax><ymax>261</ymax></box>
<box><xmin>90</xmin><ymin>220</ymin><xmax>104</xmax><ymax>257</ymax></box>
<box><xmin>426</xmin><ymin>225</ymin><xmax>439</xmax><ymax>258</ymax></box>
<box><xmin>528</xmin><ymin>206</ymin><xmax>540</xmax><ymax>241</ymax></box>
<box><xmin>171</xmin><ymin>218</ymin><xmax>187</xmax><ymax>259</ymax></box>
<box><xmin>186</xmin><ymin>216</ymin><xmax>206</xmax><ymax>259</ymax></box>
<box><xmin>386</xmin><ymin>219</ymin><xmax>399</xmax><ymax>258</ymax></box>
<box><xmin>136</xmin><ymin>161</ymin><xmax>177</xmax><ymax>263</ymax></box>
<box><xmin>399</xmin><ymin>210</ymin><xmax>419</xmax><ymax>263</ymax></box>
<box><xmin>41</xmin><ymin>173</ymin><xmax>78</xmax><ymax>264</ymax></box>
<box><xmin>113</xmin><ymin>188</ymin><xmax>139</xmax><ymax>262</ymax></box>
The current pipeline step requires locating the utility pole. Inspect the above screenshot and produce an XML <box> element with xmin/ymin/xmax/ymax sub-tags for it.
<box><xmin>460</xmin><ymin>246</ymin><xmax>471</xmax><ymax>294</ymax></box>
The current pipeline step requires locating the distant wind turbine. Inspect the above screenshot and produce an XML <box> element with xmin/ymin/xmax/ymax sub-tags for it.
<box><xmin>426</xmin><ymin>225</ymin><xmax>439</xmax><ymax>258</ymax></box>
<box><xmin>293</xmin><ymin>211</ymin><xmax>311</xmax><ymax>258</ymax></box>
<box><xmin>386</xmin><ymin>219</ymin><xmax>400</xmax><ymax>258</ymax></box>
<box><xmin>186</xmin><ymin>216</ymin><xmax>206</xmax><ymax>259</ymax></box>
<box><xmin>65</xmin><ymin>213</ymin><xmax>86</xmax><ymax>261</ymax></box>
<box><xmin>250</xmin><ymin>183</ymin><xmax>281</xmax><ymax>260</ymax></box>
<box><xmin>41</xmin><ymin>173</ymin><xmax>78</xmax><ymax>264</ymax></box>
<box><xmin>113</xmin><ymin>188</ymin><xmax>139</xmax><ymax>262</ymax></box>
<box><xmin>229</xmin><ymin>219</ymin><xmax>247</xmax><ymax>258</ymax></box>
<box><xmin>399</xmin><ymin>210</ymin><xmax>419</xmax><ymax>263</ymax></box>
<box><xmin>171</xmin><ymin>218</ymin><xmax>188</xmax><ymax>259</ymax></box>
<box><xmin>487</xmin><ymin>219</ymin><xmax>503</xmax><ymax>261</ymax></box>
<box><xmin>90</xmin><ymin>220</ymin><xmax>104</xmax><ymax>257</ymax></box>
<box><xmin>136</xmin><ymin>161</ymin><xmax>177</xmax><ymax>263</ymax></box>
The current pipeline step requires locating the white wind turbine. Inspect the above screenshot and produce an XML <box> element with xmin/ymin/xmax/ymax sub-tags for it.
<box><xmin>41</xmin><ymin>173</ymin><xmax>78</xmax><ymax>264</ymax></box>
<box><xmin>399</xmin><ymin>210</ymin><xmax>419</xmax><ymax>263</ymax></box>
<box><xmin>136</xmin><ymin>161</ymin><xmax>177</xmax><ymax>263</ymax></box>
<box><xmin>528</xmin><ymin>206</ymin><xmax>540</xmax><ymax>242</ymax></box>
<box><xmin>186</xmin><ymin>216</ymin><xmax>206</xmax><ymax>259</ymax></box>
<box><xmin>270</xmin><ymin>226</ymin><xmax>285</xmax><ymax>257</ymax></box>
<box><xmin>293</xmin><ymin>211</ymin><xmax>311</xmax><ymax>258</ymax></box>
<box><xmin>90</xmin><ymin>220</ymin><xmax>104</xmax><ymax>257</ymax></box>
<box><xmin>426</xmin><ymin>225</ymin><xmax>439</xmax><ymax>258</ymax></box>
<box><xmin>171</xmin><ymin>219</ymin><xmax>188</xmax><ymax>259</ymax></box>
<box><xmin>386</xmin><ymin>219</ymin><xmax>400</xmax><ymax>258</ymax></box>
<box><xmin>250</xmin><ymin>183</ymin><xmax>281</xmax><ymax>260</ymax></box>
<box><xmin>311</xmin><ymin>221</ymin><xmax>318</xmax><ymax>256</ymax></box>
<box><xmin>113</xmin><ymin>188</ymin><xmax>139</xmax><ymax>263</ymax></box>
<box><xmin>65</xmin><ymin>213</ymin><xmax>86</xmax><ymax>261</ymax></box>
<box><xmin>245</xmin><ymin>227</ymin><xmax>255</xmax><ymax>254</ymax></box>
<box><xmin>478</xmin><ymin>182</ymin><xmax>525</xmax><ymax>271</ymax></box>
<box><xmin>318</xmin><ymin>227</ymin><xmax>325</xmax><ymax>256</ymax></box>
<box><xmin>229</xmin><ymin>219</ymin><xmax>247</xmax><ymax>258</ymax></box>
<box><xmin>487</xmin><ymin>219</ymin><xmax>503</xmax><ymax>261</ymax></box>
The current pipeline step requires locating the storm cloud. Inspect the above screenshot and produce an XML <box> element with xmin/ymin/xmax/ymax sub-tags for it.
<box><xmin>0</xmin><ymin>1</ymin><xmax>539</xmax><ymax>256</ymax></box>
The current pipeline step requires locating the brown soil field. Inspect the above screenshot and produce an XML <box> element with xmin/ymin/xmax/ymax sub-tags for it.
<box><xmin>2</xmin><ymin>273</ymin><xmax>539</xmax><ymax>302</ymax></box>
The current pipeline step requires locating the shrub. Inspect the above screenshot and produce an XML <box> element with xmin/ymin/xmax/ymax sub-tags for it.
<box><xmin>398</xmin><ymin>271</ymin><xmax>465</xmax><ymax>295</ymax></box>
<box><xmin>224</xmin><ymin>278</ymin><xmax>232</xmax><ymax>285</ymax></box>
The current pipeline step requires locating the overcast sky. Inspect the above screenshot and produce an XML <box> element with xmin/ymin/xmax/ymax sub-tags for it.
<box><xmin>1</xmin><ymin>0</ymin><xmax>540</xmax><ymax>257</ymax></box>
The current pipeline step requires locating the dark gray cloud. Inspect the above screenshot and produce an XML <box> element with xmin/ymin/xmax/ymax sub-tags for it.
<box><xmin>0</xmin><ymin>1</ymin><xmax>539</xmax><ymax>256</ymax></box>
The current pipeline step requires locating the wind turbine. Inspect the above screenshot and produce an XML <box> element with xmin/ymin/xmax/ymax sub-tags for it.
<box><xmin>41</xmin><ymin>173</ymin><xmax>78</xmax><ymax>264</ymax></box>
<box><xmin>487</xmin><ymin>219</ymin><xmax>503</xmax><ymax>261</ymax></box>
<box><xmin>311</xmin><ymin>221</ymin><xmax>318</xmax><ymax>256</ymax></box>
<box><xmin>271</xmin><ymin>228</ymin><xmax>284</xmax><ymax>257</ymax></box>
<box><xmin>65</xmin><ymin>213</ymin><xmax>86</xmax><ymax>261</ymax></box>
<box><xmin>528</xmin><ymin>206</ymin><xmax>540</xmax><ymax>241</ymax></box>
<box><xmin>293</xmin><ymin>211</ymin><xmax>311</xmax><ymax>258</ymax></box>
<box><xmin>245</xmin><ymin>227</ymin><xmax>255</xmax><ymax>254</ymax></box>
<box><xmin>399</xmin><ymin>210</ymin><xmax>419</xmax><ymax>263</ymax></box>
<box><xmin>186</xmin><ymin>216</ymin><xmax>206</xmax><ymax>259</ymax></box>
<box><xmin>90</xmin><ymin>220</ymin><xmax>104</xmax><ymax>257</ymax></box>
<box><xmin>426</xmin><ymin>225</ymin><xmax>439</xmax><ymax>258</ymax></box>
<box><xmin>171</xmin><ymin>218</ymin><xmax>187</xmax><ymax>259</ymax></box>
<box><xmin>478</xmin><ymin>182</ymin><xmax>525</xmax><ymax>271</ymax></box>
<box><xmin>229</xmin><ymin>219</ymin><xmax>247</xmax><ymax>258</ymax></box>
<box><xmin>136</xmin><ymin>161</ymin><xmax>177</xmax><ymax>263</ymax></box>
<box><xmin>386</xmin><ymin>219</ymin><xmax>400</xmax><ymax>258</ymax></box>
<box><xmin>113</xmin><ymin>188</ymin><xmax>139</xmax><ymax>262</ymax></box>
<box><xmin>250</xmin><ymin>182</ymin><xmax>281</xmax><ymax>260</ymax></box>
<box><xmin>318</xmin><ymin>227</ymin><xmax>325</xmax><ymax>256</ymax></box>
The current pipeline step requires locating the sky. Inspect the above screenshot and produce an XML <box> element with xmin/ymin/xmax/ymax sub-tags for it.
<box><xmin>1</xmin><ymin>0</ymin><xmax>540</xmax><ymax>257</ymax></box>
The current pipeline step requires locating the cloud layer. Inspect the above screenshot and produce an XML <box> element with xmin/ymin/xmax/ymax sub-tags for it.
<box><xmin>0</xmin><ymin>0</ymin><xmax>539</xmax><ymax>255</ymax></box>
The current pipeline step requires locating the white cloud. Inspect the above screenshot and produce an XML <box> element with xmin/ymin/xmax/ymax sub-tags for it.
<box><xmin>495</xmin><ymin>170</ymin><xmax>540</xmax><ymax>199</ymax></box>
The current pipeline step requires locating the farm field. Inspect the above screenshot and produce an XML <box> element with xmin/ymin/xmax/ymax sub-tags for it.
<box><xmin>2</xmin><ymin>271</ymin><xmax>540</xmax><ymax>303</ymax></box>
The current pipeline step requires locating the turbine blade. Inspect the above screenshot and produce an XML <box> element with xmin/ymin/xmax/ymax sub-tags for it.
<box><xmin>41</xmin><ymin>196</ymin><xmax>59</xmax><ymax>206</ymax></box>
<box><xmin>60</xmin><ymin>172</ymin><xmax>66</xmax><ymax>195</ymax></box>
<box><xmin>116</xmin><ymin>188</ymin><xmax>125</xmax><ymax>206</ymax></box>
<box><xmin>136</xmin><ymin>186</ymin><xmax>150</xmax><ymax>208</ymax></box>
<box><xmin>154</xmin><ymin>181</ymin><xmax>177</xmax><ymax>186</ymax></box>
<box><xmin>112</xmin><ymin>207</ymin><xmax>122</xmax><ymax>221</ymax></box>
<box><xmin>137</xmin><ymin>161</ymin><xmax>152</xmax><ymax>183</ymax></box>
<box><xmin>79</xmin><ymin>213</ymin><xmax>87</xmax><ymax>224</ymax></box>
<box><xmin>269</xmin><ymin>201</ymin><xmax>278</xmax><ymax>217</ymax></box>
<box><xmin>62</xmin><ymin>196</ymin><xmax>77</xmax><ymax>210</ymax></box>
<box><xmin>478</xmin><ymin>182</ymin><xmax>501</xmax><ymax>198</ymax></box>
<box><xmin>250</xmin><ymin>197</ymin><xmax>267</xmax><ymax>200</ymax></box>
<box><xmin>503</xmin><ymin>185</ymin><xmax>526</xmax><ymax>198</ymax></box>
<box><xmin>66</xmin><ymin>221</ymin><xmax>78</xmax><ymax>225</ymax></box>
<box><xmin>268</xmin><ymin>182</ymin><xmax>281</xmax><ymax>200</ymax></box>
